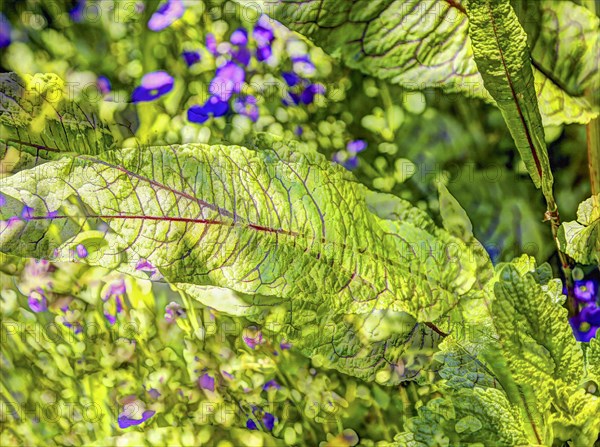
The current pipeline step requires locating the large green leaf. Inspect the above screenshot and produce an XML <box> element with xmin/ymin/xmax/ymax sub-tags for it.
<box><xmin>465</xmin><ymin>0</ymin><xmax>553</xmax><ymax>196</ymax></box>
<box><xmin>0</xmin><ymin>72</ymin><xmax>130</xmax><ymax>167</ymax></box>
<box><xmin>488</xmin><ymin>256</ymin><xmax>599</xmax><ymax>445</ymax></box>
<box><xmin>0</xmin><ymin>142</ymin><xmax>488</xmax><ymax>380</ymax></box>
<box><xmin>238</xmin><ymin>0</ymin><xmax>598</xmax><ymax>127</ymax></box>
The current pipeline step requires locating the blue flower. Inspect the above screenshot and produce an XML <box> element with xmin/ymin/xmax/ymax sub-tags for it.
<box><xmin>230</xmin><ymin>28</ymin><xmax>248</xmax><ymax>46</ymax></box>
<box><xmin>280</xmin><ymin>341</ymin><xmax>292</xmax><ymax>350</ymax></box>
<box><xmin>570</xmin><ymin>307</ymin><xmax>599</xmax><ymax>342</ymax></box>
<box><xmin>574</xmin><ymin>280</ymin><xmax>597</xmax><ymax>303</ymax></box>
<box><xmin>232</xmin><ymin>46</ymin><xmax>251</xmax><ymax>66</ymax></box>
<box><xmin>188</xmin><ymin>96</ymin><xmax>230</xmax><ymax>123</ymax></box>
<box><xmin>253</xmin><ymin>18</ymin><xmax>275</xmax><ymax>62</ymax></box>
<box><xmin>262</xmin><ymin>412</ymin><xmax>276</xmax><ymax>431</ymax></box>
<box><xmin>28</xmin><ymin>288</ymin><xmax>47</xmax><ymax>313</ymax></box>
<box><xmin>21</xmin><ymin>205</ymin><xmax>34</xmax><ymax>221</ymax></box>
<box><xmin>136</xmin><ymin>258</ymin><xmax>163</xmax><ymax>281</ymax></box>
<box><xmin>347</xmin><ymin>139</ymin><xmax>367</xmax><ymax>153</ymax></box>
<box><xmin>198</xmin><ymin>373</ymin><xmax>215</xmax><ymax>392</ymax></box>
<box><xmin>292</xmin><ymin>54</ymin><xmax>316</xmax><ymax>75</ymax></box>
<box><xmin>118</xmin><ymin>409</ymin><xmax>155</xmax><ymax>429</ymax></box>
<box><xmin>182</xmin><ymin>50</ymin><xmax>201</xmax><ymax>67</ymax></box>
<box><xmin>282</xmin><ymin>71</ymin><xmax>301</xmax><ymax>87</ymax></box>
<box><xmin>69</xmin><ymin>0</ymin><xmax>86</xmax><ymax>22</ymax></box>
<box><xmin>131</xmin><ymin>71</ymin><xmax>174</xmax><ymax>102</ymax></box>
<box><xmin>246</xmin><ymin>418</ymin><xmax>258</xmax><ymax>430</ymax></box>
<box><xmin>243</xmin><ymin>331</ymin><xmax>263</xmax><ymax>349</ymax></box>
<box><xmin>76</xmin><ymin>244</ymin><xmax>88</xmax><ymax>259</ymax></box>
<box><xmin>148</xmin><ymin>0</ymin><xmax>184</xmax><ymax>31</ymax></box>
<box><xmin>299</xmin><ymin>83</ymin><xmax>325</xmax><ymax>104</ymax></box>
<box><xmin>253</xmin><ymin>19</ymin><xmax>274</xmax><ymax>47</ymax></box>
<box><xmin>333</xmin><ymin>152</ymin><xmax>359</xmax><ymax>170</ymax></box>
<box><xmin>0</xmin><ymin>14</ymin><xmax>11</xmax><ymax>48</ymax></box>
<box><xmin>164</xmin><ymin>301</ymin><xmax>185</xmax><ymax>323</ymax></box>
<box><xmin>581</xmin><ymin>304</ymin><xmax>600</xmax><ymax>326</ymax></box>
<box><xmin>206</xmin><ymin>33</ymin><xmax>218</xmax><ymax>55</ymax></box>
<box><xmin>263</xmin><ymin>380</ymin><xmax>280</xmax><ymax>391</ymax></box>
<box><xmin>97</xmin><ymin>76</ymin><xmax>111</xmax><ymax>95</ymax></box>
<box><xmin>256</xmin><ymin>45</ymin><xmax>272</xmax><ymax>62</ymax></box>
<box><xmin>233</xmin><ymin>95</ymin><xmax>259</xmax><ymax>122</ymax></box>
<box><xmin>210</xmin><ymin>61</ymin><xmax>245</xmax><ymax>101</ymax></box>
<box><xmin>102</xmin><ymin>279</ymin><xmax>126</xmax><ymax>325</ymax></box>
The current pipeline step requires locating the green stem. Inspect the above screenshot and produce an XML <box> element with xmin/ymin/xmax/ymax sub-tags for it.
<box><xmin>583</xmin><ymin>1</ymin><xmax>600</xmax><ymax>274</ymax></box>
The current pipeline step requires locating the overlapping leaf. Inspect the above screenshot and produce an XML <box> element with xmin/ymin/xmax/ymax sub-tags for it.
<box><xmin>0</xmin><ymin>72</ymin><xmax>129</xmax><ymax>167</ymax></box>
<box><xmin>238</xmin><ymin>0</ymin><xmax>598</xmax><ymax>127</ymax></box>
<box><xmin>558</xmin><ymin>195</ymin><xmax>600</xmax><ymax>266</ymax></box>
<box><xmin>466</xmin><ymin>0</ymin><xmax>553</xmax><ymax>195</ymax></box>
<box><xmin>0</xmin><ymin>142</ymin><xmax>489</xmax><ymax>380</ymax></box>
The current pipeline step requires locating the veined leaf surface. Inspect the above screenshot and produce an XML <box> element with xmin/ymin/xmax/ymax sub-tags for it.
<box><xmin>0</xmin><ymin>143</ymin><xmax>486</xmax><ymax>324</ymax></box>
<box><xmin>237</xmin><ymin>0</ymin><xmax>597</xmax><ymax>126</ymax></box>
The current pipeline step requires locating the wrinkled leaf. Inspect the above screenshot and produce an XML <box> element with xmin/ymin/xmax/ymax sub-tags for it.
<box><xmin>239</xmin><ymin>0</ymin><xmax>598</xmax><ymax>126</ymax></box>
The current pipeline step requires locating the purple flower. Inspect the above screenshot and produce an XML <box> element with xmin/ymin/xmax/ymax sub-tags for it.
<box><xmin>222</xmin><ymin>371</ymin><xmax>234</xmax><ymax>380</ymax></box>
<box><xmin>198</xmin><ymin>373</ymin><xmax>215</xmax><ymax>392</ymax></box>
<box><xmin>0</xmin><ymin>13</ymin><xmax>11</xmax><ymax>48</ymax></box>
<box><xmin>280</xmin><ymin>341</ymin><xmax>292</xmax><ymax>350</ymax></box>
<box><xmin>347</xmin><ymin>139</ymin><xmax>367</xmax><ymax>153</ymax></box>
<box><xmin>574</xmin><ymin>280</ymin><xmax>597</xmax><ymax>303</ymax></box>
<box><xmin>103</xmin><ymin>279</ymin><xmax>126</xmax><ymax>300</ymax></box>
<box><xmin>132</xmin><ymin>71</ymin><xmax>174</xmax><ymax>102</ymax></box>
<box><xmin>206</xmin><ymin>33</ymin><xmax>218</xmax><ymax>55</ymax></box>
<box><xmin>243</xmin><ymin>331</ymin><xmax>263</xmax><ymax>349</ymax></box>
<box><xmin>233</xmin><ymin>95</ymin><xmax>259</xmax><ymax>122</ymax></box>
<box><xmin>570</xmin><ymin>309</ymin><xmax>598</xmax><ymax>342</ymax></box>
<box><xmin>581</xmin><ymin>304</ymin><xmax>600</xmax><ymax>326</ymax></box>
<box><xmin>232</xmin><ymin>46</ymin><xmax>251</xmax><ymax>66</ymax></box>
<box><xmin>97</xmin><ymin>76</ymin><xmax>111</xmax><ymax>95</ymax></box>
<box><xmin>188</xmin><ymin>96</ymin><xmax>230</xmax><ymax>123</ymax></box>
<box><xmin>69</xmin><ymin>0</ymin><xmax>86</xmax><ymax>22</ymax></box>
<box><xmin>299</xmin><ymin>83</ymin><xmax>325</xmax><ymax>104</ymax></box>
<box><xmin>21</xmin><ymin>205</ymin><xmax>34</xmax><ymax>221</ymax></box>
<box><xmin>136</xmin><ymin>258</ymin><xmax>163</xmax><ymax>280</ymax></box>
<box><xmin>47</xmin><ymin>210</ymin><xmax>59</xmax><ymax>219</ymax></box>
<box><xmin>292</xmin><ymin>55</ymin><xmax>316</xmax><ymax>75</ymax></box>
<box><xmin>253</xmin><ymin>19</ymin><xmax>274</xmax><ymax>47</ymax></box>
<box><xmin>76</xmin><ymin>244</ymin><xmax>88</xmax><ymax>259</ymax></box>
<box><xmin>333</xmin><ymin>152</ymin><xmax>359</xmax><ymax>170</ymax></box>
<box><xmin>282</xmin><ymin>72</ymin><xmax>301</xmax><ymax>87</ymax></box>
<box><xmin>147</xmin><ymin>388</ymin><xmax>161</xmax><ymax>399</ymax></box>
<box><xmin>148</xmin><ymin>0</ymin><xmax>184</xmax><ymax>31</ymax></box>
<box><xmin>28</xmin><ymin>288</ymin><xmax>47</xmax><ymax>313</ymax></box>
<box><xmin>182</xmin><ymin>50</ymin><xmax>201</xmax><ymax>67</ymax></box>
<box><xmin>262</xmin><ymin>412</ymin><xmax>276</xmax><ymax>431</ymax></box>
<box><xmin>0</xmin><ymin>194</ymin><xmax>5</xmax><ymax>207</ymax></box>
<box><xmin>164</xmin><ymin>301</ymin><xmax>185</xmax><ymax>323</ymax></box>
<box><xmin>230</xmin><ymin>28</ymin><xmax>248</xmax><ymax>46</ymax></box>
<box><xmin>210</xmin><ymin>61</ymin><xmax>245</xmax><ymax>101</ymax></box>
<box><xmin>263</xmin><ymin>380</ymin><xmax>280</xmax><ymax>391</ymax></box>
<box><xmin>246</xmin><ymin>418</ymin><xmax>258</xmax><ymax>430</ymax></box>
<box><xmin>256</xmin><ymin>45</ymin><xmax>272</xmax><ymax>62</ymax></box>
<box><xmin>103</xmin><ymin>279</ymin><xmax>126</xmax><ymax>325</ymax></box>
<box><xmin>118</xmin><ymin>409</ymin><xmax>156</xmax><ymax>429</ymax></box>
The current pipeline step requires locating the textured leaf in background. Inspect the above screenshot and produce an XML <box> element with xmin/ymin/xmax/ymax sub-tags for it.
<box><xmin>465</xmin><ymin>0</ymin><xmax>552</xmax><ymax>194</ymax></box>
<box><xmin>178</xmin><ymin>282</ymin><xmax>441</xmax><ymax>384</ymax></box>
<box><xmin>0</xmin><ymin>73</ymin><xmax>125</xmax><ymax>163</ymax></box>
<box><xmin>0</xmin><ymin>143</ymin><xmax>487</xmax><ymax>380</ymax></box>
<box><xmin>527</xmin><ymin>1</ymin><xmax>599</xmax><ymax>98</ymax></box>
<box><xmin>558</xmin><ymin>194</ymin><xmax>600</xmax><ymax>266</ymax></box>
<box><xmin>238</xmin><ymin>0</ymin><xmax>598</xmax><ymax>126</ymax></box>
<box><xmin>490</xmin><ymin>256</ymin><xmax>599</xmax><ymax>445</ymax></box>
<box><xmin>391</xmin><ymin>388</ymin><xmax>529</xmax><ymax>446</ymax></box>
